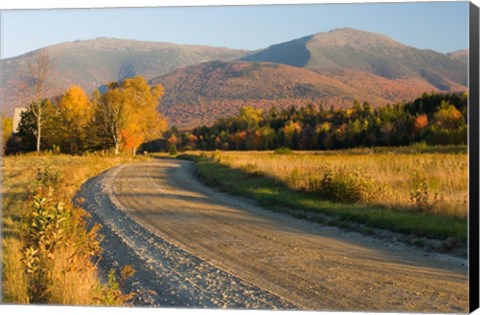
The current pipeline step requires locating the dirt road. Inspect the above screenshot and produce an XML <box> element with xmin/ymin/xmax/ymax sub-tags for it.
<box><xmin>78</xmin><ymin>159</ymin><xmax>468</xmax><ymax>311</ymax></box>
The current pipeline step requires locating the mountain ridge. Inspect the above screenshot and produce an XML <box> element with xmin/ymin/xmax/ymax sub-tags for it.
<box><xmin>153</xmin><ymin>28</ymin><xmax>467</xmax><ymax>127</ymax></box>
<box><xmin>1</xmin><ymin>29</ymin><xmax>468</xmax><ymax>130</ymax></box>
<box><xmin>150</xmin><ymin>58</ymin><xmax>463</xmax><ymax>128</ymax></box>
<box><xmin>242</xmin><ymin>28</ymin><xmax>467</xmax><ymax>89</ymax></box>
<box><xmin>0</xmin><ymin>37</ymin><xmax>248</xmax><ymax>116</ymax></box>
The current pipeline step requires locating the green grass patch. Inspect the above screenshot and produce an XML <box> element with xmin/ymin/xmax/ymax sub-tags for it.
<box><xmin>194</xmin><ymin>158</ymin><xmax>467</xmax><ymax>241</ymax></box>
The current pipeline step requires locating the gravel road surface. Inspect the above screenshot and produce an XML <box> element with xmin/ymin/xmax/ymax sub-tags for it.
<box><xmin>77</xmin><ymin>159</ymin><xmax>468</xmax><ymax>312</ymax></box>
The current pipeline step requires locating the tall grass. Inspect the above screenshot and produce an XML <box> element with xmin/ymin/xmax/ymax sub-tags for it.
<box><xmin>185</xmin><ymin>146</ymin><xmax>467</xmax><ymax>241</ymax></box>
<box><xmin>2</xmin><ymin>154</ymin><xmax>146</xmax><ymax>305</ymax></box>
<box><xmin>209</xmin><ymin>148</ymin><xmax>467</xmax><ymax>218</ymax></box>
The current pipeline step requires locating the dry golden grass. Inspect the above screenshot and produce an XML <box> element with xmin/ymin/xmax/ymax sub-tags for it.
<box><xmin>2</xmin><ymin>238</ymin><xmax>29</xmax><ymax>303</ymax></box>
<box><xmin>46</xmin><ymin>246</ymin><xmax>101</xmax><ymax>305</ymax></box>
<box><xmin>2</xmin><ymin>153</ymin><xmax>147</xmax><ymax>305</ymax></box>
<box><xmin>208</xmin><ymin>148</ymin><xmax>467</xmax><ymax>218</ymax></box>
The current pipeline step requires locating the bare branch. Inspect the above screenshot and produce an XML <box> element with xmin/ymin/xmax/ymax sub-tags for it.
<box><xmin>22</xmin><ymin>50</ymin><xmax>55</xmax><ymax>152</ymax></box>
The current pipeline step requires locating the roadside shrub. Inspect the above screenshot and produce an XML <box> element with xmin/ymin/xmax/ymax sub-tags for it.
<box><xmin>34</xmin><ymin>163</ymin><xmax>60</xmax><ymax>190</ymax></box>
<box><xmin>168</xmin><ymin>143</ymin><xmax>178</xmax><ymax>156</ymax></box>
<box><xmin>410</xmin><ymin>178</ymin><xmax>439</xmax><ymax>212</ymax></box>
<box><xmin>13</xmin><ymin>163</ymin><xmax>131</xmax><ymax>305</ymax></box>
<box><xmin>210</xmin><ymin>150</ymin><xmax>222</xmax><ymax>162</ymax></box>
<box><xmin>21</xmin><ymin>190</ymin><xmax>105</xmax><ymax>304</ymax></box>
<box><xmin>318</xmin><ymin>167</ymin><xmax>380</xmax><ymax>203</ymax></box>
<box><xmin>96</xmin><ymin>268</ymin><xmax>135</xmax><ymax>306</ymax></box>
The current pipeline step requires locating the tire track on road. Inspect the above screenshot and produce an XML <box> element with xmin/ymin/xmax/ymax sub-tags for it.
<box><xmin>78</xmin><ymin>159</ymin><xmax>468</xmax><ymax>312</ymax></box>
<box><xmin>78</xmin><ymin>164</ymin><xmax>297</xmax><ymax>309</ymax></box>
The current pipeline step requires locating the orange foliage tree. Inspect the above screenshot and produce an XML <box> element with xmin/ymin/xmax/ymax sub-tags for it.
<box><xmin>95</xmin><ymin>76</ymin><xmax>167</xmax><ymax>155</ymax></box>
<box><xmin>414</xmin><ymin>114</ymin><xmax>428</xmax><ymax>132</ymax></box>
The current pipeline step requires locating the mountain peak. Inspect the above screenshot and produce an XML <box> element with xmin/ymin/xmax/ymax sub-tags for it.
<box><xmin>242</xmin><ymin>27</ymin><xmax>466</xmax><ymax>88</ymax></box>
<box><xmin>309</xmin><ymin>27</ymin><xmax>405</xmax><ymax>49</ymax></box>
<box><xmin>447</xmin><ymin>49</ymin><xmax>469</xmax><ymax>64</ymax></box>
<box><xmin>0</xmin><ymin>38</ymin><xmax>248</xmax><ymax>116</ymax></box>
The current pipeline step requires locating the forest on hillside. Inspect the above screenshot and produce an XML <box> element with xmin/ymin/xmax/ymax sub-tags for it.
<box><xmin>153</xmin><ymin>92</ymin><xmax>468</xmax><ymax>152</ymax></box>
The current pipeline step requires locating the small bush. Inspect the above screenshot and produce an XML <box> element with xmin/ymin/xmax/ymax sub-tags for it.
<box><xmin>410</xmin><ymin>178</ymin><xmax>439</xmax><ymax>212</ymax></box>
<box><xmin>210</xmin><ymin>150</ymin><xmax>222</xmax><ymax>162</ymax></box>
<box><xmin>240</xmin><ymin>162</ymin><xmax>260</xmax><ymax>176</ymax></box>
<box><xmin>274</xmin><ymin>147</ymin><xmax>293</xmax><ymax>154</ymax></box>
<box><xmin>168</xmin><ymin>144</ymin><xmax>178</xmax><ymax>156</ymax></box>
<box><xmin>34</xmin><ymin>164</ymin><xmax>60</xmax><ymax>189</ymax></box>
<box><xmin>318</xmin><ymin>167</ymin><xmax>380</xmax><ymax>203</ymax></box>
<box><xmin>19</xmin><ymin>162</ymin><xmax>128</xmax><ymax>305</ymax></box>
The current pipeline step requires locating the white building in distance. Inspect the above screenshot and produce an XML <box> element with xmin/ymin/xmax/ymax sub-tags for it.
<box><xmin>12</xmin><ymin>107</ymin><xmax>27</xmax><ymax>134</ymax></box>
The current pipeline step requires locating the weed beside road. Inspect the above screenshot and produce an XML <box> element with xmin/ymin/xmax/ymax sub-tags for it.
<box><xmin>2</xmin><ymin>154</ymin><xmax>147</xmax><ymax>305</ymax></box>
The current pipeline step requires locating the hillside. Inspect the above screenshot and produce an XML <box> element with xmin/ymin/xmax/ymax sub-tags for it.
<box><xmin>150</xmin><ymin>60</ymin><xmax>449</xmax><ymax>128</ymax></box>
<box><xmin>448</xmin><ymin>49</ymin><xmax>469</xmax><ymax>64</ymax></box>
<box><xmin>0</xmin><ymin>38</ymin><xmax>247</xmax><ymax>116</ymax></box>
<box><xmin>147</xmin><ymin>28</ymin><xmax>468</xmax><ymax>128</ymax></box>
<box><xmin>242</xmin><ymin>28</ymin><xmax>467</xmax><ymax>90</ymax></box>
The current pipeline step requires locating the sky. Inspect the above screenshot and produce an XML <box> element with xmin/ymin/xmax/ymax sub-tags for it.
<box><xmin>0</xmin><ymin>1</ymin><xmax>471</xmax><ymax>59</ymax></box>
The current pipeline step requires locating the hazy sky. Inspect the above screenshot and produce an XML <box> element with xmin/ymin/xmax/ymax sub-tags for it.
<box><xmin>0</xmin><ymin>1</ymin><xmax>470</xmax><ymax>59</ymax></box>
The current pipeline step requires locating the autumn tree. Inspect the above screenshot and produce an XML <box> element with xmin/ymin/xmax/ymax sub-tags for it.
<box><xmin>433</xmin><ymin>101</ymin><xmax>465</xmax><ymax>130</ymax></box>
<box><xmin>2</xmin><ymin>115</ymin><xmax>13</xmax><ymax>155</ymax></box>
<box><xmin>239</xmin><ymin>106</ymin><xmax>262</xmax><ymax>131</ymax></box>
<box><xmin>23</xmin><ymin>51</ymin><xmax>55</xmax><ymax>152</ymax></box>
<box><xmin>283</xmin><ymin>120</ymin><xmax>301</xmax><ymax>148</ymax></box>
<box><xmin>93</xmin><ymin>76</ymin><xmax>167</xmax><ymax>155</ymax></box>
<box><xmin>93</xmin><ymin>84</ymin><xmax>126</xmax><ymax>155</ymax></box>
<box><xmin>414</xmin><ymin>114</ymin><xmax>429</xmax><ymax>132</ymax></box>
<box><xmin>57</xmin><ymin>85</ymin><xmax>94</xmax><ymax>154</ymax></box>
<box><xmin>121</xmin><ymin>76</ymin><xmax>167</xmax><ymax>154</ymax></box>
<box><xmin>180</xmin><ymin>92</ymin><xmax>467</xmax><ymax>151</ymax></box>
<box><xmin>185</xmin><ymin>134</ymin><xmax>199</xmax><ymax>150</ymax></box>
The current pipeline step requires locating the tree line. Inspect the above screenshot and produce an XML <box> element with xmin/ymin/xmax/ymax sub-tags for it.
<box><xmin>5</xmin><ymin>76</ymin><xmax>167</xmax><ymax>155</ymax></box>
<box><xmin>164</xmin><ymin>92</ymin><xmax>467</xmax><ymax>152</ymax></box>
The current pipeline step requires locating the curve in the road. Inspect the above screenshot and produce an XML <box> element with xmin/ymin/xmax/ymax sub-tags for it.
<box><xmin>78</xmin><ymin>159</ymin><xmax>468</xmax><ymax>312</ymax></box>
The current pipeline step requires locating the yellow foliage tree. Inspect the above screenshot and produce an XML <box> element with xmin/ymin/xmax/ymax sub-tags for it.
<box><xmin>121</xmin><ymin>76</ymin><xmax>167</xmax><ymax>154</ymax></box>
<box><xmin>2</xmin><ymin>115</ymin><xmax>13</xmax><ymax>154</ymax></box>
<box><xmin>96</xmin><ymin>76</ymin><xmax>167</xmax><ymax>155</ymax></box>
<box><xmin>57</xmin><ymin>85</ymin><xmax>94</xmax><ymax>154</ymax></box>
<box><xmin>239</xmin><ymin>106</ymin><xmax>263</xmax><ymax>130</ymax></box>
<box><xmin>434</xmin><ymin>101</ymin><xmax>464</xmax><ymax>130</ymax></box>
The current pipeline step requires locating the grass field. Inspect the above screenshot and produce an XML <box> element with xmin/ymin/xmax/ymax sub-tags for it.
<box><xmin>188</xmin><ymin>146</ymin><xmax>468</xmax><ymax>242</ymax></box>
<box><xmin>2</xmin><ymin>154</ymin><xmax>147</xmax><ymax>305</ymax></box>
<box><xmin>2</xmin><ymin>147</ymin><xmax>468</xmax><ymax>304</ymax></box>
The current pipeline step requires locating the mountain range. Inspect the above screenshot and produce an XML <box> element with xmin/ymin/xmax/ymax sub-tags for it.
<box><xmin>0</xmin><ymin>28</ymin><xmax>468</xmax><ymax>128</ymax></box>
<box><xmin>0</xmin><ymin>38</ymin><xmax>245</xmax><ymax>117</ymax></box>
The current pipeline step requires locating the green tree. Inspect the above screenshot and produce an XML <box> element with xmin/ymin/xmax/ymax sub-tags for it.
<box><xmin>169</xmin><ymin>143</ymin><xmax>178</xmax><ymax>156</ymax></box>
<box><xmin>17</xmin><ymin>100</ymin><xmax>59</xmax><ymax>152</ymax></box>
